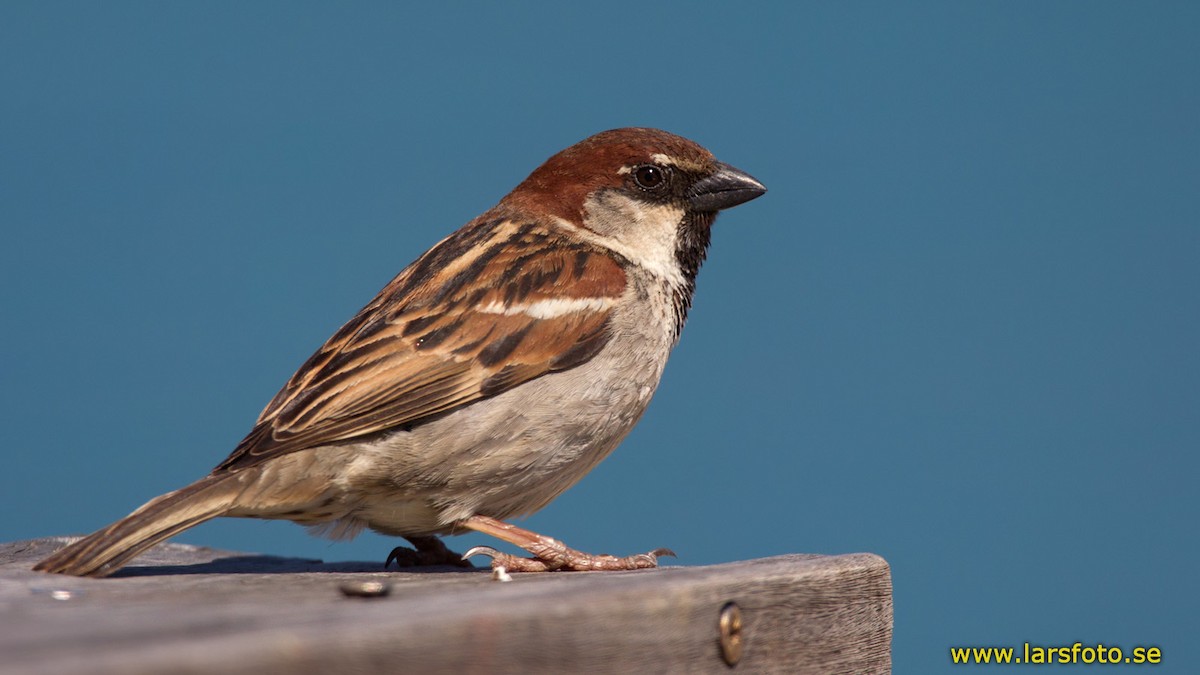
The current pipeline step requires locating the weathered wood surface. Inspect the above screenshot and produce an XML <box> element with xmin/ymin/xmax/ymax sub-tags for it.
<box><xmin>0</xmin><ymin>537</ymin><xmax>891</xmax><ymax>674</ymax></box>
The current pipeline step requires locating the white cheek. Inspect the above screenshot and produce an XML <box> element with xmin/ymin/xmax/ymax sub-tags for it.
<box><xmin>575</xmin><ymin>192</ymin><xmax>686</xmax><ymax>287</ymax></box>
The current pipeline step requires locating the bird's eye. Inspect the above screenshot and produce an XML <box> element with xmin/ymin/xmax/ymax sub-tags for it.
<box><xmin>632</xmin><ymin>164</ymin><xmax>669</xmax><ymax>191</ymax></box>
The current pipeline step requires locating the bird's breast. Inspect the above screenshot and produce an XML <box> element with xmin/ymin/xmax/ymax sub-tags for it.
<box><xmin>337</xmin><ymin>270</ymin><xmax>682</xmax><ymax>533</ymax></box>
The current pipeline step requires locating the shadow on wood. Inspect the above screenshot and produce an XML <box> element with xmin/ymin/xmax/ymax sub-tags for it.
<box><xmin>1</xmin><ymin>537</ymin><xmax>892</xmax><ymax>674</ymax></box>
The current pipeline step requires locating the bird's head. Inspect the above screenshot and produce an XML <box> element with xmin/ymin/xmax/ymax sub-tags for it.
<box><xmin>498</xmin><ymin>127</ymin><xmax>765</xmax><ymax>284</ymax></box>
<box><xmin>502</xmin><ymin>127</ymin><xmax>765</xmax><ymax>228</ymax></box>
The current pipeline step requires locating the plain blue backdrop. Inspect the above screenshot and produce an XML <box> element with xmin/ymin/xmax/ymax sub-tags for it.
<box><xmin>2</xmin><ymin>3</ymin><xmax>1196</xmax><ymax>672</ymax></box>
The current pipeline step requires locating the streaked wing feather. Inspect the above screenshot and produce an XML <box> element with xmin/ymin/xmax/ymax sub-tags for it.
<box><xmin>215</xmin><ymin>218</ymin><xmax>626</xmax><ymax>472</ymax></box>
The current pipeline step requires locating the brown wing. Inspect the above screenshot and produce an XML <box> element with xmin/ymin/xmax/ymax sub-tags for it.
<box><xmin>215</xmin><ymin>217</ymin><xmax>627</xmax><ymax>472</ymax></box>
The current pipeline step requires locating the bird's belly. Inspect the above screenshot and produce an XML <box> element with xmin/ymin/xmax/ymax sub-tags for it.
<box><xmin>339</xmin><ymin>317</ymin><xmax>673</xmax><ymax>536</ymax></box>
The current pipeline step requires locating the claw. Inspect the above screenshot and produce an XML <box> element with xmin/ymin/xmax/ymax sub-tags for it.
<box><xmin>385</xmin><ymin>538</ymin><xmax>475</xmax><ymax>569</ymax></box>
<box><xmin>384</xmin><ymin>546</ymin><xmax>414</xmax><ymax>569</ymax></box>
<box><xmin>462</xmin><ymin>545</ymin><xmax>501</xmax><ymax>562</ymax></box>
<box><xmin>652</xmin><ymin>548</ymin><xmax>677</xmax><ymax>559</ymax></box>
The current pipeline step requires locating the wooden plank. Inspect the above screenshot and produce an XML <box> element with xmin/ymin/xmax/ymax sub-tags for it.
<box><xmin>0</xmin><ymin>538</ymin><xmax>891</xmax><ymax>674</ymax></box>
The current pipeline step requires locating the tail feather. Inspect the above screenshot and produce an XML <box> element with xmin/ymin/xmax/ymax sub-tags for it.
<box><xmin>34</xmin><ymin>473</ymin><xmax>244</xmax><ymax>577</ymax></box>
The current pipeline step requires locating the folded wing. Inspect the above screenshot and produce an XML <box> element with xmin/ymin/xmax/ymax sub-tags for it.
<box><xmin>215</xmin><ymin>218</ymin><xmax>627</xmax><ymax>472</ymax></box>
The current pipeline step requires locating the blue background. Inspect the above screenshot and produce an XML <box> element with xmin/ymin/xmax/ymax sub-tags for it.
<box><xmin>2</xmin><ymin>3</ymin><xmax>1196</xmax><ymax>672</ymax></box>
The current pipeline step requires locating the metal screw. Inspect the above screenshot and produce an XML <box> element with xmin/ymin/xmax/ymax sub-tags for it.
<box><xmin>338</xmin><ymin>580</ymin><xmax>392</xmax><ymax>598</ymax></box>
<box><xmin>718</xmin><ymin>601</ymin><xmax>743</xmax><ymax>666</ymax></box>
<box><xmin>31</xmin><ymin>588</ymin><xmax>81</xmax><ymax>601</ymax></box>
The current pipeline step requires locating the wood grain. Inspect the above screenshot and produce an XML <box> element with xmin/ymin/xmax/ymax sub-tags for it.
<box><xmin>1</xmin><ymin>538</ymin><xmax>891</xmax><ymax>674</ymax></box>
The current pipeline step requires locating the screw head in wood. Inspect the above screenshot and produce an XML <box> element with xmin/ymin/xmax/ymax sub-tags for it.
<box><xmin>718</xmin><ymin>601</ymin><xmax>744</xmax><ymax>666</ymax></box>
<box><xmin>338</xmin><ymin>580</ymin><xmax>392</xmax><ymax>598</ymax></box>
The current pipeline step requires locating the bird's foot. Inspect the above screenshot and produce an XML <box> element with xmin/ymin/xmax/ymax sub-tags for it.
<box><xmin>458</xmin><ymin>514</ymin><xmax>674</xmax><ymax>572</ymax></box>
<box><xmin>463</xmin><ymin>544</ymin><xmax>674</xmax><ymax>572</ymax></box>
<box><xmin>384</xmin><ymin>535</ymin><xmax>475</xmax><ymax>569</ymax></box>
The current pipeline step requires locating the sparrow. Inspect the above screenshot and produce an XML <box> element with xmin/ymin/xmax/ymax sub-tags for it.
<box><xmin>35</xmin><ymin>127</ymin><xmax>766</xmax><ymax>577</ymax></box>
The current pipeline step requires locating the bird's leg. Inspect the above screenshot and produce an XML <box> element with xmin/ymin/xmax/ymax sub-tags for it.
<box><xmin>459</xmin><ymin>515</ymin><xmax>675</xmax><ymax>572</ymax></box>
<box><xmin>385</xmin><ymin>535</ymin><xmax>474</xmax><ymax>569</ymax></box>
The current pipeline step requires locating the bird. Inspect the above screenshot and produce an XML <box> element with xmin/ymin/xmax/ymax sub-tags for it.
<box><xmin>34</xmin><ymin>127</ymin><xmax>766</xmax><ymax>577</ymax></box>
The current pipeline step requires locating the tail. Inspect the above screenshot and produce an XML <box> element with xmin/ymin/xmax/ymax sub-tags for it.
<box><xmin>34</xmin><ymin>473</ymin><xmax>245</xmax><ymax>577</ymax></box>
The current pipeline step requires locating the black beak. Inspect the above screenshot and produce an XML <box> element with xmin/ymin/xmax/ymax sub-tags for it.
<box><xmin>687</xmin><ymin>162</ymin><xmax>767</xmax><ymax>212</ymax></box>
